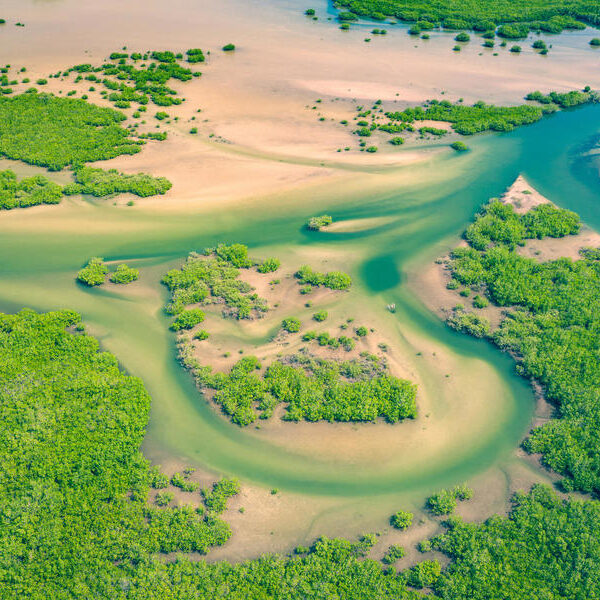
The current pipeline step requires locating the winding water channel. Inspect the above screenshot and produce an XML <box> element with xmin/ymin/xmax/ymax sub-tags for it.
<box><xmin>2</xmin><ymin>102</ymin><xmax>599</xmax><ymax>498</ymax></box>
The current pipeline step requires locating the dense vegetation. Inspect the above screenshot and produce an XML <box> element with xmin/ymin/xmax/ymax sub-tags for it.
<box><xmin>0</xmin><ymin>310</ymin><xmax>235</xmax><ymax>597</ymax></box>
<box><xmin>135</xmin><ymin>535</ymin><xmax>423</xmax><ymax>599</ymax></box>
<box><xmin>295</xmin><ymin>265</ymin><xmax>353</xmax><ymax>290</ymax></box>
<box><xmin>0</xmin><ymin>165</ymin><xmax>170</xmax><ymax>210</ymax></box>
<box><xmin>171</xmin><ymin>308</ymin><xmax>206</xmax><ymax>331</ymax></box>
<box><xmin>431</xmin><ymin>485</ymin><xmax>600</xmax><ymax>599</ymax></box>
<box><xmin>0</xmin><ymin>91</ymin><xmax>142</xmax><ymax>170</ymax></box>
<box><xmin>525</xmin><ymin>89</ymin><xmax>594</xmax><ymax>108</ymax></box>
<box><xmin>63</xmin><ymin>166</ymin><xmax>172</xmax><ymax>197</ymax></box>
<box><xmin>180</xmin><ymin>349</ymin><xmax>417</xmax><ymax>426</ymax></box>
<box><xmin>345</xmin><ymin>91</ymin><xmax>596</xmax><ymax>148</ymax></box>
<box><xmin>0</xmin><ymin>169</ymin><xmax>62</xmax><ymax>209</ymax></box>
<box><xmin>162</xmin><ymin>244</ymin><xmax>268</xmax><ymax>320</ymax></box>
<box><xmin>385</xmin><ymin>98</ymin><xmax>551</xmax><ymax>135</ymax></box>
<box><xmin>0</xmin><ymin>308</ymin><xmax>421</xmax><ymax>599</ymax></box>
<box><xmin>446</xmin><ymin>200</ymin><xmax>600</xmax><ymax>494</ymax></box>
<box><xmin>463</xmin><ymin>200</ymin><xmax>580</xmax><ymax>249</ymax></box>
<box><xmin>6</xmin><ymin>315</ymin><xmax>600</xmax><ymax>597</ymax></box>
<box><xmin>333</xmin><ymin>0</ymin><xmax>600</xmax><ymax>33</ymax></box>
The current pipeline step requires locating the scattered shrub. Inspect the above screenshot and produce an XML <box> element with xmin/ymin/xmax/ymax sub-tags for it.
<box><xmin>202</xmin><ymin>478</ymin><xmax>240</xmax><ymax>514</ymax></box>
<box><xmin>154</xmin><ymin>491</ymin><xmax>174</xmax><ymax>506</ymax></box>
<box><xmin>295</xmin><ymin>265</ymin><xmax>352</xmax><ymax>290</ymax></box>
<box><xmin>382</xmin><ymin>544</ymin><xmax>405</xmax><ymax>564</ymax></box>
<box><xmin>282</xmin><ymin>317</ymin><xmax>301</xmax><ymax>333</ymax></box>
<box><xmin>427</xmin><ymin>485</ymin><xmax>473</xmax><ymax>515</ymax></box>
<box><xmin>170</xmin><ymin>472</ymin><xmax>199</xmax><ymax>492</ymax></box>
<box><xmin>472</xmin><ymin>294</ymin><xmax>488</xmax><ymax>308</ymax></box>
<box><xmin>258</xmin><ymin>258</ymin><xmax>280</xmax><ymax>273</ymax></box>
<box><xmin>186</xmin><ymin>48</ymin><xmax>205</xmax><ymax>63</ymax></box>
<box><xmin>390</xmin><ymin>510</ymin><xmax>413</xmax><ymax>530</ymax></box>
<box><xmin>427</xmin><ymin>489</ymin><xmax>458</xmax><ymax>515</ymax></box>
<box><xmin>447</xmin><ymin>309</ymin><xmax>490</xmax><ymax>338</ymax></box>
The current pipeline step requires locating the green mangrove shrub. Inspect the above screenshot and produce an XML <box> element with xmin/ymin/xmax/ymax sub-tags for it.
<box><xmin>307</xmin><ymin>214</ymin><xmax>333</xmax><ymax>230</ymax></box>
<box><xmin>110</xmin><ymin>264</ymin><xmax>139</xmax><ymax>284</ymax></box>
<box><xmin>77</xmin><ymin>257</ymin><xmax>109</xmax><ymax>286</ymax></box>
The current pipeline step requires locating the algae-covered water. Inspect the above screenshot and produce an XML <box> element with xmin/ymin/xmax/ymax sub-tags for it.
<box><xmin>2</xmin><ymin>102</ymin><xmax>599</xmax><ymax>498</ymax></box>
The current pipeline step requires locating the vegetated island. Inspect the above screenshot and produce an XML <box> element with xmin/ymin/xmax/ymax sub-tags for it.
<box><xmin>339</xmin><ymin>88</ymin><xmax>596</xmax><ymax>151</ymax></box>
<box><xmin>307</xmin><ymin>214</ymin><xmax>333</xmax><ymax>230</ymax></box>
<box><xmin>331</xmin><ymin>0</ymin><xmax>598</xmax><ymax>36</ymax></box>
<box><xmin>438</xmin><ymin>181</ymin><xmax>600</xmax><ymax>496</ymax></box>
<box><xmin>77</xmin><ymin>257</ymin><xmax>140</xmax><ymax>286</ymax></box>
<box><xmin>162</xmin><ymin>243</ymin><xmax>417</xmax><ymax>426</ymax></box>
<box><xmin>0</xmin><ymin>166</ymin><xmax>171</xmax><ymax>211</ymax></box>
<box><xmin>5</xmin><ymin>309</ymin><xmax>600</xmax><ymax>597</ymax></box>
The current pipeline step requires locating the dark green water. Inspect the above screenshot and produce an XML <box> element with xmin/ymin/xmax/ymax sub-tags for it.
<box><xmin>1</xmin><ymin>104</ymin><xmax>599</xmax><ymax>498</ymax></box>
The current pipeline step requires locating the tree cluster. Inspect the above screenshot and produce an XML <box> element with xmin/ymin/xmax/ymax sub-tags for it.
<box><xmin>185</xmin><ymin>350</ymin><xmax>417</xmax><ymax>426</ymax></box>
<box><xmin>63</xmin><ymin>166</ymin><xmax>172</xmax><ymax>198</ymax></box>
<box><xmin>0</xmin><ymin>310</ymin><xmax>235</xmax><ymax>598</ymax></box>
<box><xmin>0</xmin><ymin>168</ymin><xmax>62</xmax><ymax>209</ymax></box>
<box><xmin>162</xmin><ymin>244</ymin><xmax>269</xmax><ymax>320</ymax></box>
<box><xmin>447</xmin><ymin>199</ymin><xmax>600</xmax><ymax>494</ymax></box>
<box><xmin>0</xmin><ymin>91</ymin><xmax>142</xmax><ymax>170</ymax></box>
<box><xmin>333</xmin><ymin>0</ymin><xmax>598</xmax><ymax>33</ymax></box>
